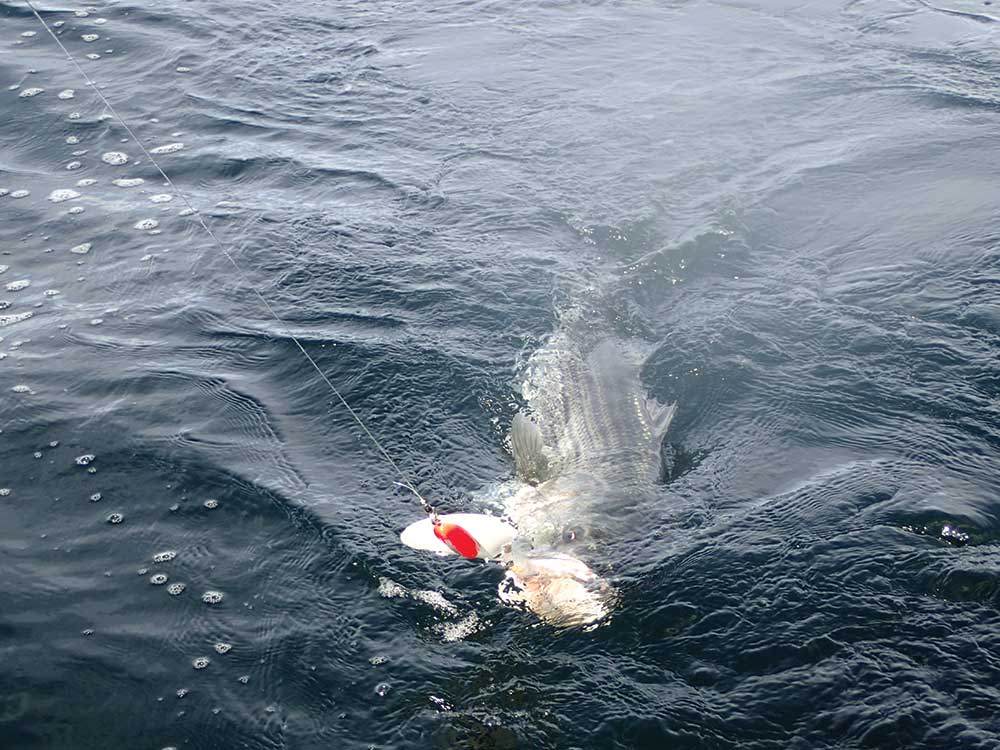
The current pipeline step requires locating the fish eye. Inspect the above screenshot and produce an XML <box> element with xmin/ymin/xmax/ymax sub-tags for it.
<box><xmin>562</xmin><ymin>526</ymin><xmax>585</xmax><ymax>543</ymax></box>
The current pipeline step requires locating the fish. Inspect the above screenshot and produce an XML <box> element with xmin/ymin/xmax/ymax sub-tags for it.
<box><xmin>497</xmin><ymin>332</ymin><xmax>676</xmax><ymax>627</ymax></box>
<box><xmin>399</xmin><ymin>329</ymin><xmax>675</xmax><ymax>629</ymax></box>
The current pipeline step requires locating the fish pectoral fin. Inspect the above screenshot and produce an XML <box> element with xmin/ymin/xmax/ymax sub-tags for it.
<box><xmin>510</xmin><ymin>412</ymin><xmax>552</xmax><ymax>485</ymax></box>
<box><xmin>644</xmin><ymin>396</ymin><xmax>677</xmax><ymax>440</ymax></box>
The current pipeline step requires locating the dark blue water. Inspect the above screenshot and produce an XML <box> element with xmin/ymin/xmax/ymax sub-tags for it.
<box><xmin>2</xmin><ymin>0</ymin><xmax>1000</xmax><ymax>747</ymax></box>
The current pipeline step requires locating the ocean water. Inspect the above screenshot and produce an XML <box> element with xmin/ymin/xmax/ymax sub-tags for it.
<box><xmin>2</xmin><ymin>0</ymin><xmax>1000</xmax><ymax>748</ymax></box>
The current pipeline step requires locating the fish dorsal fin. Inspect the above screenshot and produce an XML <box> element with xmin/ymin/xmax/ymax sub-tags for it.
<box><xmin>510</xmin><ymin>412</ymin><xmax>551</xmax><ymax>485</ymax></box>
<box><xmin>644</xmin><ymin>397</ymin><xmax>677</xmax><ymax>441</ymax></box>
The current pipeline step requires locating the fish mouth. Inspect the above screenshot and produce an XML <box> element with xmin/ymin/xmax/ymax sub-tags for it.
<box><xmin>498</xmin><ymin>552</ymin><xmax>617</xmax><ymax>628</ymax></box>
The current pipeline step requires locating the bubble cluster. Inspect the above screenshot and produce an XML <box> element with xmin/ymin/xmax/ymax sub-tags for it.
<box><xmin>10</xmin><ymin>190</ymin><xmax>30</xmax><ymax>199</ymax></box>
<box><xmin>176</xmin><ymin>688</ymin><xmax>188</xmax><ymax>699</ymax></box>
<box><xmin>150</xmin><ymin>194</ymin><xmax>173</xmax><ymax>203</ymax></box>
<box><xmin>75</xmin><ymin>454</ymin><xmax>95</xmax><ymax>465</ymax></box>
<box><xmin>153</xmin><ymin>550</ymin><xmax>177</xmax><ymax>563</ymax></box>
<box><xmin>6</xmin><ymin>280</ymin><xmax>30</xmax><ymax>291</ymax></box>
<box><xmin>0</xmin><ymin>488</ymin><xmax>10</xmax><ymax>497</ymax></box>
<box><xmin>203</xmin><ymin>499</ymin><xmax>218</xmax><ymax>509</ymax></box>
<box><xmin>107</xmin><ymin>512</ymin><xmax>124</xmax><ymax>524</ymax></box>
<box><xmin>151</xmin><ymin>143</ymin><xmax>184</xmax><ymax>155</ymax></box>
<box><xmin>58</xmin><ymin>89</ymin><xmax>75</xmax><ymax>100</ymax></box>
<box><xmin>81</xmin><ymin>34</ymin><xmax>99</xmax><ymax>42</ymax></box>
<box><xmin>65</xmin><ymin>161</ymin><xmax>82</xmax><ymax>171</ymax></box>
<box><xmin>201</xmin><ymin>591</ymin><xmax>223</xmax><ymax>605</ymax></box>
<box><xmin>374</xmin><ymin>683</ymin><xmax>391</xmax><ymax>697</ymax></box>
<box><xmin>112</xmin><ymin>178</ymin><xmax>144</xmax><ymax>188</ymax></box>
<box><xmin>18</xmin><ymin>88</ymin><xmax>44</xmax><ymax>98</ymax></box>
<box><xmin>134</xmin><ymin>219</ymin><xmax>159</xmax><ymax>231</ymax></box>
<box><xmin>192</xmin><ymin>657</ymin><xmax>210</xmax><ymax>670</ymax></box>
<box><xmin>369</xmin><ymin>655</ymin><xmax>389</xmax><ymax>666</ymax></box>
<box><xmin>90</xmin><ymin>492</ymin><xmax>102</xmax><ymax>502</ymax></box>
<box><xmin>12</xmin><ymin>385</ymin><xmax>32</xmax><ymax>394</ymax></box>
<box><xmin>213</xmin><ymin>642</ymin><xmax>231</xmax><ymax>654</ymax></box>
<box><xmin>48</xmin><ymin>189</ymin><xmax>80</xmax><ymax>203</ymax></box>
<box><xmin>76</xmin><ymin>178</ymin><xmax>96</xmax><ymax>187</ymax></box>
<box><xmin>237</xmin><ymin>675</ymin><xmax>249</xmax><ymax>684</ymax></box>
<box><xmin>0</xmin><ymin>312</ymin><xmax>33</xmax><ymax>327</ymax></box>
<box><xmin>101</xmin><ymin>152</ymin><xmax>129</xmax><ymax>166</ymax></box>
<box><xmin>167</xmin><ymin>583</ymin><xmax>186</xmax><ymax>596</ymax></box>
<box><xmin>150</xmin><ymin>573</ymin><xmax>168</xmax><ymax>585</ymax></box>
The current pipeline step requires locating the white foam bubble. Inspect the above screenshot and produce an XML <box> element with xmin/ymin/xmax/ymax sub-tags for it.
<box><xmin>213</xmin><ymin>642</ymin><xmax>232</xmax><ymax>654</ymax></box>
<box><xmin>66</xmin><ymin>161</ymin><xmax>83</xmax><ymax>171</ymax></box>
<box><xmin>201</xmin><ymin>591</ymin><xmax>223</xmax><ymax>604</ymax></box>
<box><xmin>81</xmin><ymin>34</ymin><xmax>99</xmax><ymax>42</ymax></box>
<box><xmin>70</xmin><ymin>243</ymin><xmax>92</xmax><ymax>254</ymax></box>
<box><xmin>20</xmin><ymin>31</ymin><xmax>37</xmax><ymax>37</ymax></box>
<box><xmin>44</xmin><ymin>289</ymin><xmax>61</xmax><ymax>296</ymax></box>
<box><xmin>86</xmin><ymin>54</ymin><xmax>101</xmax><ymax>60</ymax></box>
<box><xmin>76</xmin><ymin>178</ymin><xmax>97</xmax><ymax>187</ymax></box>
<box><xmin>11</xmin><ymin>385</ymin><xmax>31</xmax><ymax>394</ymax></box>
<box><xmin>0</xmin><ymin>312</ymin><xmax>33</xmax><ymax>327</ymax></box>
<box><xmin>0</xmin><ymin>488</ymin><xmax>11</xmax><ymax>496</ymax></box>
<box><xmin>18</xmin><ymin>88</ymin><xmax>44</xmax><ymax>98</ymax></box>
<box><xmin>0</xmin><ymin>189</ymin><xmax>8</xmax><ymax>198</ymax></box>
<box><xmin>101</xmin><ymin>152</ymin><xmax>129</xmax><ymax>166</ymax></box>
<box><xmin>134</xmin><ymin>219</ymin><xmax>159</xmax><ymax>230</ymax></box>
<box><xmin>179</xmin><ymin>207</ymin><xmax>196</xmax><ymax>216</ymax></box>
<box><xmin>203</xmin><ymin>499</ymin><xmax>218</xmax><ymax>509</ymax></box>
<box><xmin>150</xmin><ymin>143</ymin><xmax>184</xmax><ymax>155</ymax></box>
<box><xmin>10</xmin><ymin>190</ymin><xmax>30</xmax><ymax>199</ymax></box>
<box><xmin>192</xmin><ymin>657</ymin><xmax>210</xmax><ymax>670</ymax></box>
<box><xmin>150</xmin><ymin>194</ymin><xmax>173</xmax><ymax>203</ymax></box>
<box><xmin>107</xmin><ymin>512</ymin><xmax>124</xmax><ymax>524</ymax></box>
<box><xmin>0</xmin><ymin>265</ymin><xmax>7</xmax><ymax>274</ymax></box>
<box><xmin>66</xmin><ymin>135</ymin><xmax>80</xmax><ymax>145</ymax></box>
<box><xmin>112</xmin><ymin>178</ymin><xmax>144</xmax><ymax>188</ymax></box>
<box><xmin>153</xmin><ymin>550</ymin><xmax>177</xmax><ymax>563</ymax></box>
<box><xmin>176</xmin><ymin>66</ymin><xmax>191</xmax><ymax>73</ymax></box>
<box><xmin>167</xmin><ymin>583</ymin><xmax>186</xmax><ymax>595</ymax></box>
<box><xmin>75</xmin><ymin>454</ymin><xmax>95</xmax><ymax>465</ymax></box>
<box><xmin>150</xmin><ymin>573</ymin><xmax>168</xmax><ymax>585</ymax></box>
<box><xmin>5</xmin><ymin>280</ymin><xmax>30</xmax><ymax>291</ymax></box>
<box><xmin>58</xmin><ymin>89</ymin><xmax>75</xmax><ymax>100</ymax></box>
<box><xmin>48</xmin><ymin>189</ymin><xmax>80</xmax><ymax>203</ymax></box>
<box><xmin>68</xmin><ymin>206</ymin><xmax>85</xmax><ymax>215</ymax></box>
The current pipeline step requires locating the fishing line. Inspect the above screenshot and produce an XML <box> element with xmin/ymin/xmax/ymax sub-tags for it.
<box><xmin>25</xmin><ymin>0</ymin><xmax>433</xmax><ymax>512</ymax></box>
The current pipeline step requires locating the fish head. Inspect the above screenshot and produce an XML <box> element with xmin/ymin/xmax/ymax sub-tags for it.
<box><xmin>498</xmin><ymin>548</ymin><xmax>616</xmax><ymax>628</ymax></box>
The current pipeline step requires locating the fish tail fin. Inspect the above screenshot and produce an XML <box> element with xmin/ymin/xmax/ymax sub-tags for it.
<box><xmin>645</xmin><ymin>397</ymin><xmax>677</xmax><ymax>441</ymax></box>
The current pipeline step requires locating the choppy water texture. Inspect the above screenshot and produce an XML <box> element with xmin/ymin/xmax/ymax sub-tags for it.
<box><xmin>2</xmin><ymin>0</ymin><xmax>1000</xmax><ymax>748</ymax></box>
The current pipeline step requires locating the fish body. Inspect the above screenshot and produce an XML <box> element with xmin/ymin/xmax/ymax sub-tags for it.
<box><xmin>500</xmin><ymin>333</ymin><xmax>675</xmax><ymax>627</ymax></box>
